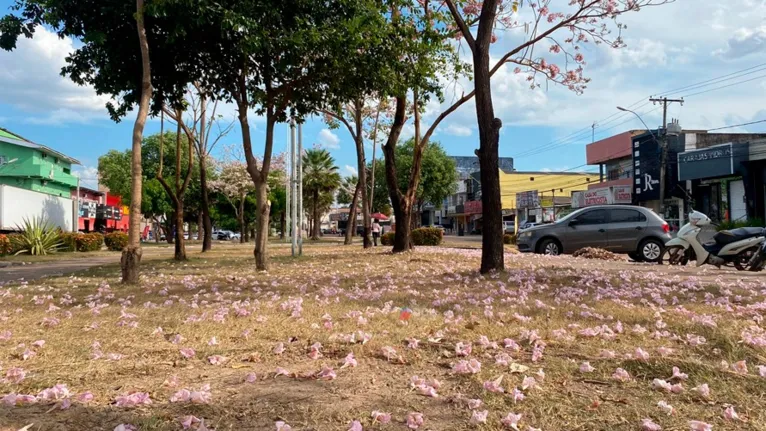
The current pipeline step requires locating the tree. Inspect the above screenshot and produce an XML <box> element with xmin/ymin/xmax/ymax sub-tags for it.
<box><xmin>339</xmin><ymin>175</ymin><xmax>361</xmax><ymax>245</ymax></box>
<box><xmin>367</xmin><ymin>159</ymin><xmax>390</xmax><ymax>214</ymax></box>
<box><xmin>396</xmin><ymin>139</ymin><xmax>457</xmax><ymax>225</ymax></box>
<box><xmin>1</xmin><ymin>0</ymin><xmax>220</xmax><ymax>281</ymax></box>
<box><xmin>97</xmin><ymin>150</ymin><xmax>133</xmax><ymax>205</ymax></box>
<box><xmin>440</xmin><ymin>0</ymin><xmax>670</xmax><ymax>272</ymax></box>
<box><xmin>302</xmin><ymin>149</ymin><xmax>341</xmax><ymax>240</ymax></box>
<box><xmin>210</xmin><ymin>156</ymin><xmax>254</xmax><ymax>244</ymax></box>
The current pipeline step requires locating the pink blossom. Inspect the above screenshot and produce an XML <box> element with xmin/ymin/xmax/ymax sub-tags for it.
<box><xmin>579</xmin><ymin>362</ymin><xmax>595</xmax><ymax>373</ymax></box>
<box><xmin>510</xmin><ymin>387</ymin><xmax>525</xmax><ymax>403</ymax></box>
<box><xmin>501</xmin><ymin>412</ymin><xmax>522</xmax><ymax>430</ymax></box>
<box><xmin>273</xmin><ymin>342</ymin><xmax>285</xmax><ymax>354</ymax></box>
<box><xmin>521</xmin><ymin>376</ymin><xmax>536</xmax><ymax>390</ymax></box>
<box><xmin>275</xmin><ymin>421</ymin><xmax>292</xmax><ymax>431</ymax></box>
<box><xmin>208</xmin><ymin>337</ymin><xmax>218</xmax><ymax>346</ymax></box>
<box><xmin>207</xmin><ymin>355</ymin><xmax>227</xmax><ymax>365</ymax></box>
<box><xmin>671</xmin><ymin>367</ymin><xmax>688</xmax><ymax>381</ymax></box>
<box><xmin>453</xmin><ymin>359</ymin><xmax>481</xmax><ymax>374</ymax></box>
<box><xmin>37</xmin><ymin>384</ymin><xmax>70</xmax><ymax>401</ymax></box>
<box><xmin>32</xmin><ymin>340</ymin><xmax>45</xmax><ymax>348</ymax></box>
<box><xmin>657</xmin><ymin>347</ymin><xmax>675</xmax><ymax>357</ymax></box>
<box><xmin>692</xmin><ymin>383</ymin><xmax>710</xmax><ymax>398</ymax></box>
<box><xmin>600</xmin><ymin>350</ymin><xmax>616</xmax><ymax>359</ymax></box>
<box><xmin>732</xmin><ymin>360</ymin><xmax>748</xmax><ymax>375</ymax></box>
<box><xmin>114</xmin><ymin>425</ymin><xmax>137</xmax><ymax>431</ymax></box>
<box><xmin>341</xmin><ymin>352</ymin><xmax>357</xmax><ymax>368</ymax></box>
<box><xmin>455</xmin><ymin>342</ymin><xmax>472</xmax><ymax>357</ymax></box>
<box><xmin>689</xmin><ymin>420</ymin><xmax>712</xmax><ymax>431</ymax></box>
<box><xmin>275</xmin><ymin>367</ymin><xmax>290</xmax><ymax>377</ymax></box>
<box><xmin>180</xmin><ymin>415</ymin><xmax>201</xmax><ymax>430</ymax></box>
<box><xmin>575</xmin><ymin>53</ymin><xmax>585</xmax><ymax>63</ymax></box>
<box><xmin>316</xmin><ymin>366</ymin><xmax>337</xmax><ymax>380</ymax></box>
<box><xmin>549</xmin><ymin>45</ymin><xmax>561</xmax><ymax>54</ymax></box>
<box><xmin>652</xmin><ymin>379</ymin><xmax>672</xmax><ymax>392</ymax></box>
<box><xmin>371</xmin><ymin>411</ymin><xmax>391</xmax><ymax>424</ymax></box>
<box><xmin>758</xmin><ymin>365</ymin><xmax>766</xmax><ymax>377</ymax></box>
<box><xmin>657</xmin><ymin>400</ymin><xmax>675</xmax><ymax>416</ymax></box>
<box><xmin>406</xmin><ymin>338</ymin><xmax>420</xmax><ymax>349</ymax></box>
<box><xmin>634</xmin><ymin>347</ymin><xmax>650</xmax><ymax>361</ymax></box>
<box><xmin>114</xmin><ymin>392</ymin><xmax>152</xmax><ymax>407</ymax></box>
<box><xmin>5</xmin><ymin>367</ymin><xmax>26</xmax><ymax>383</ymax></box>
<box><xmin>348</xmin><ymin>420</ymin><xmax>363</xmax><ymax>431</ymax></box>
<box><xmin>180</xmin><ymin>348</ymin><xmax>195</xmax><ymax>359</ymax></box>
<box><xmin>407</xmin><ymin>412</ymin><xmax>424</xmax><ymax>429</ymax></box>
<box><xmin>612</xmin><ymin>368</ymin><xmax>631</xmax><ymax>382</ymax></box>
<box><xmin>467</xmin><ymin>398</ymin><xmax>483</xmax><ymax>409</ymax></box>
<box><xmin>0</xmin><ymin>330</ymin><xmax>11</xmax><ymax>341</ymax></box>
<box><xmin>470</xmin><ymin>410</ymin><xmax>489</xmax><ymax>424</ymax></box>
<box><xmin>381</xmin><ymin>346</ymin><xmax>398</xmax><ymax>360</ymax></box>
<box><xmin>724</xmin><ymin>406</ymin><xmax>739</xmax><ymax>421</ymax></box>
<box><xmin>483</xmin><ymin>375</ymin><xmax>505</xmax><ymax>393</ymax></box>
<box><xmin>245</xmin><ymin>372</ymin><xmax>257</xmax><ymax>383</ymax></box>
<box><xmin>670</xmin><ymin>383</ymin><xmax>684</xmax><ymax>394</ymax></box>
<box><xmin>641</xmin><ymin>418</ymin><xmax>662</xmax><ymax>431</ymax></box>
<box><xmin>77</xmin><ymin>392</ymin><xmax>94</xmax><ymax>403</ymax></box>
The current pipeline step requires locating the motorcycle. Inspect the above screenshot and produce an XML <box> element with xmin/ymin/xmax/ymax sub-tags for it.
<box><xmin>661</xmin><ymin>210</ymin><xmax>765</xmax><ymax>270</ymax></box>
<box><xmin>748</xmin><ymin>240</ymin><xmax>766</xmax><ymax>272</ymax></box>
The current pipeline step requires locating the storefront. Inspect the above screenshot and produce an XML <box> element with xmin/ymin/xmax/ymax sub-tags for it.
<box><xmin>678</xmin><ymin>142</ymin><xmax>750</xmax><ymax>223</ymax></box>
<box><xmin>571</xmin><ymin>185</ymin><xmax>632</xmax><ymax>209</ymax></box>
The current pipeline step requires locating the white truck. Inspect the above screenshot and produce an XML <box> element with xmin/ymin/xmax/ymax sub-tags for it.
<box><xmin>0</xmin><ymin>184</ymin><xmax>76</xmax><ymax>232</ymax></box>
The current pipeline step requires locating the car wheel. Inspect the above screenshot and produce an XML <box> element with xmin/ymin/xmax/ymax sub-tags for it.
<box><xmin>628</xmin><ymin>252</ymin><xmax>644</xmax><ymax>262</ymax></box>
<box><xmin>639</xmin><ymin>239</ymin><xmax>663</xmax><ymax>263</ymax></box>
<box><xmin>538</xmin><ymin>239</ymin><xmax>561</xmax><ymax>256</ymax></box>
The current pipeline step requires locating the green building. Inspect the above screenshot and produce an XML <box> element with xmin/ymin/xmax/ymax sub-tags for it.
<box><xmin>0</xmin><ymin>128</ymin><xmax>80</xmax><ymax>198</ymax></box>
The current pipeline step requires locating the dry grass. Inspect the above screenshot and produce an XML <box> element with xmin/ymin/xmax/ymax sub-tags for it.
<box><xmin>1</xmin><ymin>244</ymin><xmax>766</xmax><ymax>431</ymax></box>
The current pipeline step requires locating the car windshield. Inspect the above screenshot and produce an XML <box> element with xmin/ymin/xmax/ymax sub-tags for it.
<box><xmin>555</xmin><ymin>208</ymin><xmax>589</xmax><ymax>223</ymax></box>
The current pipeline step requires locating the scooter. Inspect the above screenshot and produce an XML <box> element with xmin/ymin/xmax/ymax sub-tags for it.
<box><xmin>662</xmin><ymin>210</ymin><xmax>765</xmax><ymax>270</ymax></box>
<box><xmin>747</xmin><ymin>240</ymin><xmax>766</xmax><ymax>272</ymax></box>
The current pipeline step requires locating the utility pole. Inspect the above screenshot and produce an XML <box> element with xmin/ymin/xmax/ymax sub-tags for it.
<box><xmin>290</xmin><ymin>119</ymin><xmax>297</xmax><ymax>256</ymax></box>
<box><xmin>649</xmin><ymin>97</ymin><xmax>684</xmax><ymax>214</ymax></box>
<box><xmin>550</xmin><ymin>188</ymin><xmax>556</xmax><ymax>222</ymax></box>
<box><xmin>593</xmin><ymin>122</ymin><xmax>603</xmax><ymax>182</ymax></box>
<box><xmin>285</xmin><ymin>126</ymin><xmax>291</xmax><ymax>244</ymax></box>
<box><xmin>297</xmin><ymin>122</ymin><xmax>303</xmax><ymax>256</ymax></box>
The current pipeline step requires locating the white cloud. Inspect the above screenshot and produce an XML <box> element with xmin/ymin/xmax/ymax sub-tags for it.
<box><xmin>317</xmin><ymin>129</ymin><xmax>340</xmax><ymax>149</ymax></box>
<box><xmin>73</xmin><ymin>165</ymin><xmax>99</xmax><ymax>190</ymax></box>
<box><xmin>0</xmin><ymin>27</ymin><xmax>112</xmax><ymax>124</ymax></box>
<box><xmin>444</xmin><ymin>124</ymin><xmax>473</xmax><ymax>137</ymax></box>
<box><xmin>714</xmin><ymin>26</ymin><xmax>766</xmax><ymax>59</ymax></box>
<box><xmin>343</xmin><ymin>165</ymin><xmax>358</xmax><ymax>177</ymax></box>
<box><xmin>607</xmin><ymin>39</ymin><xmax>668</xmax><ymax>69</ymax></box>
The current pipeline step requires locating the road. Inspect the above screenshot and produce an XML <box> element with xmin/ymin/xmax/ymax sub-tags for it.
<box><xmin>0</xmin><ymin>257</ymin><xmax>120</xmax><ymax>283</ymax></box>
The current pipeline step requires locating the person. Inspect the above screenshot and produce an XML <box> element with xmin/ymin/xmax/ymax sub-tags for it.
<box><xmin>372</xmin><ymin>218</ymin><xmax>381</xmax><ymax>246</ymax></box>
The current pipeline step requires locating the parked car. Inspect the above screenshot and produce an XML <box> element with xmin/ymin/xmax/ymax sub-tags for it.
<box><xmin>518</xmin><ymin>221</ymin><xmax>539</xmax><ymax>231</ymax></box>
<box><xmin>503</xmin><ymin>221</ymin><xmax>515</xmax><ymax>234</ymax></box>
<box><xmin>516</xmin><ymin>205</ymin><xmax>671</xmax><ymax>262</ymax></box>
<box><xmin>215</xmin><ymin>230</ymin><xmax>239</xmax><ymax>240</ymax></box>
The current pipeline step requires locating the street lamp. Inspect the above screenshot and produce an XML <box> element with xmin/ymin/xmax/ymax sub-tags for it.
<box><xmin>0</xmin><ymin>158</ymin><xmax>18</xmax><ymax>167</ymax></box>
<box><xmin>617</xmin><ymin>106</ymin><xmax>667</xmax><ymax>213</ymax></box>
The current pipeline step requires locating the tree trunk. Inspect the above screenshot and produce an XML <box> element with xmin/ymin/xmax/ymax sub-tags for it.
<box><xmin>345</xmin><ymin>181</ymin><xmax>361</xmax><ymax>245</ymax></box>
<box><xmin>474</xmin><ymin>1</ymin><xmax>504</xmax><ymax>273</ymax></box>
<box><xmin>122</xmin><ymin>0</ymin><xmax>150</xmax><ymax>284</ymax></box>
<box><xmin>382</xmin><ymin>96</ymin><xmax>410</xmax><ymax>253</ymax></box>
<box><xmin>280</xmin><ymin>211</ymin><xmax>286</xmax><ymax>240</ymax></box>
<box><xmin>253</xmin><ymin>180</ymin><xmax>270</xmax><ymax>270</ymax></box>
<box><xmin>353</xmin><ymin>99</ymin><xmax>372</xmax><ymax>248</ymax></box>
<box><xmin>166</xmin><ymin>216</ymin><xmax>175</xmax><ymax>244</ymax></box>
<box><xmin>238</xmin><ymin>197</ymin><xmax>246</xmax><ymax>243</ymax></box>
<box><xmin>174</xmin><ymin>202</ymin><xmax>186</xmax><ymax>260</ymax></box>
<box><xmin>199</xmin><ymin>153</ymin><xmax>212</xmax><ymax>252</ymax></box>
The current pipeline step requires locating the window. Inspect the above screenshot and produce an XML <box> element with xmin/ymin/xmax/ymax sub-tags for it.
<box><xmin>575</xmin><ymin>209</ymin><xmax>607</xmax><ymax>225</ymax></box>
<box><xmin>607</xmin><ymin>169</ymin><xmax>620</xmax><ymax>181</ymax></box>
<box><xmin>63</xmin><ymin>168</ymin><xmax>71</xmax><ymax>174</ymax></box>
<box><xmin>41</xmin><ymin>152</ymin><xmax>48</xmax><ymax>159</ymax></box>
<box><xmin>610</xmin><ymin>209</ymin><xmax>646</xmax><ymax>223</ymax></box>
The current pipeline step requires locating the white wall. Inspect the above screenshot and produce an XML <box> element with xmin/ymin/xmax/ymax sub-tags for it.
<box><xmin>0</xmin><ymin>184</ymin><xmax>74</xmax><ymax>231</ymax></box>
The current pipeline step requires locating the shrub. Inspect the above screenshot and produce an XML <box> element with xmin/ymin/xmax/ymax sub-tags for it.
<box><xmin>503</xmin><ymin>234</ymin><xmax>517</xmax><ymax>245</ymax></box>
<box><xmin>717</xmin><ymin>218</ymin><xmax>765</xmax><ymax>231</ymax></box>
<box><xmin>104</xmin><ymin>232</ymin><xmax>129</xmax><ymax>251</ymax></box>
<box><xmin>0</xmin><ymin>234</ymin><xmax>11</xmax><ymax>256</ymax></box>
<box><xmin>6</xmin><ymin>234</ymin><xmax>24</xmax><ymax>255</ymax></box>
<box><xmin>11</xmin><ymin>216</ymin><xmax>62</xmax><ymax>256</ymax></box>
<box><xmin>59</xmin><ymin>232</ymin><xmax>104</xmax><ymax>252</ymax></box>
<box><xmin>411</xmin><ymin>227</ymin><xmax>443</xmax><ymax>246</ymax></box>
<box><xmin>380</xmin><ymin>232</ymin><xmax>395</xmax><ymax>246</ymax></box>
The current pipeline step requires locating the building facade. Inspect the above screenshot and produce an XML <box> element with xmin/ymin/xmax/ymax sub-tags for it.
<box><xmin>0</xmin><ymin>128</ymin><xmax>80</xmax><ymax>198</ymax></box>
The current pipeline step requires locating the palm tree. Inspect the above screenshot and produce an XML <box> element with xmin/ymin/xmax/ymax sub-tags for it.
<box><xmin>302</xmin><ymin>149</ymin><xmax>342</xmax><ymax>240</ymax></box>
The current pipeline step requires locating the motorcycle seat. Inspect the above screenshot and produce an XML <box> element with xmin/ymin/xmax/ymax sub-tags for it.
<box><xmin>713</xmin><ymin>227</ymin><xmax>765</xmax><ymax>246</ymax></box>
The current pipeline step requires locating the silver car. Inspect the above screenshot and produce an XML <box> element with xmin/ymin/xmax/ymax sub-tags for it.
<box><xmin>516</xmin><ymin>205</ymin><xmax>671</xmax><ymax>262</ymax></box>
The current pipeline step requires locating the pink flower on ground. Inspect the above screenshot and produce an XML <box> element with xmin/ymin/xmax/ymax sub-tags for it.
<box><xmin>670</xmin><ymin>383</ymin><xmax>684</xmax><ymax>394</ymax></box>
<box><xmin>180</xmin><ymin>415</ymin><xmax>201</xmax><ymax>430</ymax></box>
<box><xmin>671</xmin><ymin>367</ymin><xmax>688</xmax><ymax>381</ymax></box>
<box><xmin>407</xmin><ymin>338</ymin><xmax>420</xmax><ymax>349</ymax></box>
<box><xmin>371</xmin><ymin>411</ymin><xmax>391</xmax><ymax>424</ymax></box>
<box><xmin>732</xmin><ymin>360</ymin><xmax>748</xmax><ymax>375</ymax></box>
<box><xmin>467</xmin><ymin>398</ymin><xmax>483</xmax><ymax>409</ymax></box>
<box><xmin>693</xmin><ymin>383</ymin><xmax>710</xmax><ymax>398</ymax></box>
<box><xmin>275</xmin><ymin>367</ymin><xmax>290</xmax><ymax>377</ymax></box>
<box><xmin>757</xmin><ymin>365</ymin><xmax>766</xmax><ymax>377</ymax></box>
<box><xmin>114</xmin><ymin>392</ymin><xmax>152</xmax><ymax>407</ymax></box>
<box><xmin>689</xmin><ymin>420</ymin><xmax>712</xmax><ymax>431</ymax></box>
<box><xmin>32</xmin><ymin>340</ymin><xmax>45</xmax><ymax>348</ymax></box>
<box><xmin>37</xmin><ymin>383</ymin><xmax>70</xmax><ymax>401</ymax></box>
<box><xmin>180</xmin><ymin>348</ymin><xmax>195</xmax><ymax>359</ymax></box>
<box><xmin>0</xmin><ymin>330</ymin><xmax>11</xmax><ymax>341</ymax></box>
<box><xmin>341</xmin><ymin>352</ymin><xmax>357</xmax><ymax>368</ymax></box>
<box><xmin>245</xmin><ymin>373</ymin><xmax>257</xmax><ymax>383</ymax></box>
<box><xmin>501</xmin><ymin>412</ymin><xmax>522</xmax><ymax>430</ymax></box>
<box><xmin>724</xmin><ymin>406</ymin><xmax>739</xmax><ymax>421</ymax></box>
<box><xmin>641</xmin><ymin>418</ymin><xmax>662</xmax><ymax>431</ymax></box>
<box><xmin>521</xmin><ymin>376</ymin><xmax>537</xmax><ymax>390</ymax></box>
<box><xmin>114</xmin><ymin>425</ymin><xmax>137</xmax><ymax>431</ymax></box>
<box><xmin>208</xmin><ymin>337</ymin><xmax>218</xmax><ymax>346</ymax></box>
<box><xmin>634</xmin><ymin>347</ymin><xmax>650</xmax><ymax>361</ymax></box>
<box><xmin>316</xmin><ymin>366</ymin><xmax>337</xmax><ymax>380</ymax></box>
<box><xmin>348</xmin><ymin>420</ymin><xmax>363</xmax><ymax>431</ymax></box>
<box><xmin>207</xmin><ymin>355</ymin><xmax>227</xmax><ymax>365</ymax></box>
<box><xmin>407</xmin><ymin>412</ymin><xmax>424</xmax><ymax>429</ymax></box>
<box><xmin>273</xmin><ymin>342</ymin><xmax>285</xmax><ymax>354</ymax></box>
<box><xmin>657</xmin><ymin>400</ymin><xmax>675</xmax><ymax>416</ymax></box>
<box><xmin>652</xmin><ymin>379</ymin><xmax>672</xmax><ymax>392</ymax></box>
<box><xmin>657</xmin><ymin>347</ymin><xmax>675</xmax><ymax>357</ymax></box>
<box><xmin>5</xmin><ymin>367</ymin><xmax>26</xmax><ymax>384</ymax></box>
<box><xmin>381</xmin><ymin>346</ymin><xmax>398</xmax><ymax>360</ymax></box>
<box><xmin>600</xmin><ymin>350</ymin><xmax>616</xmax><ymax>359</ymax></box>
<box><xmin>453</xmin><ymin>359</ymin><xmax>481</xmax><ymax>374</ymax></box>
<box><xmin>455</xmin><ymin>342</ymin><xmax>472</xmax><ymax>357</ymax></box>
<box><xmin>77</xmin><ymin>392</ymin><xmax>94</xmax><ymax>403</ymax></box>
<box><xmin>510</xmin><ymin>387</ymin><xmax>525</xmax><ymax>403</ymax></box>
<box><xmin>483</xmin><ymin>375</ymin><xmax>505</xmax><ymax>393</ymax></box>
<box><xmin>275</xmin><ymin>421</ymin><xmax>292</xmax><ymax>431</ymax></box>
<box><xmin>470</xmin><ymin>410</ymin><xmax>489</xmax><ymax>424</ymax></box>
<box><xmin>612</xmin><ymin>368</ymin><xmax>631</xmax><ymax>382</ymax></box>
<box><xmin>579</xmin><ymin>362</ymin><xmax>595</xmax><ymax>373</ymax></box>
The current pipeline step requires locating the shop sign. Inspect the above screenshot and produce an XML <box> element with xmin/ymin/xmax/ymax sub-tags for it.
<box><xmin>584</xmin><ymin>188</ymin><xmax>611</xmax><ymax>206</ymax></box>
<box><xmin>571</xmin><ymin>186</ymin><xmax>632</xmax><ymax>208</ymax></box>
<box><xmin>678</xmin><ymin>143</ymin><xmax>742</xmax><ymax>181</ymax></box>
<box><xmin>464</xmin><ymin>200</ymin><xmax>482</xmax><ymax>214</ymax></box>
<box><xmin>612</xmin><ymin>186</ymin><xmax>632</xmax><ymax>204</ymax></box>
<box><xmin>516</xmin><ymin>190</ymin><xmax>539</xmax><ymax>209</ymax></box>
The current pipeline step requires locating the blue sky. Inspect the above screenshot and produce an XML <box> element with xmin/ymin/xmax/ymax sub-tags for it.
<box><xmin>1</xmin><ymin>0</ymin><xmax>765</xmax><ymax>189</ymax></box>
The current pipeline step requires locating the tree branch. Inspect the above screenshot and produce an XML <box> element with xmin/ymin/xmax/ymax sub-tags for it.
<box><xmin>319</xmin><ymin>109</ymin><xmax>357</xmax><ymax>142</ymax></box>
<box><xmin>443</xmin><ymin>0</ymin><xmax>476</xmax><ymax>50</ymax></box>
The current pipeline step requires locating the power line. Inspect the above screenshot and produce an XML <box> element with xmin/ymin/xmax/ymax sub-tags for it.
<box><xmin>707</xmin><ymin>119</ymin><xmax>766</xmax><ymax>132</ymax></box>
<box><xmin>681</xmin><ymin>73</ymin><xmax>766</xmax><ymax>98</ymax></box>
<box><xmin>658</xmin><ymin>63</ymin><xmax>766</xmax><ymax>97</ymax></box>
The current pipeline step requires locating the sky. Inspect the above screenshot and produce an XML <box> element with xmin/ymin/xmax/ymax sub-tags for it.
<box><xmin>0</xmin><ymin>0</ymin><xmax>765</xmax><ymax>190</ymax></box>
